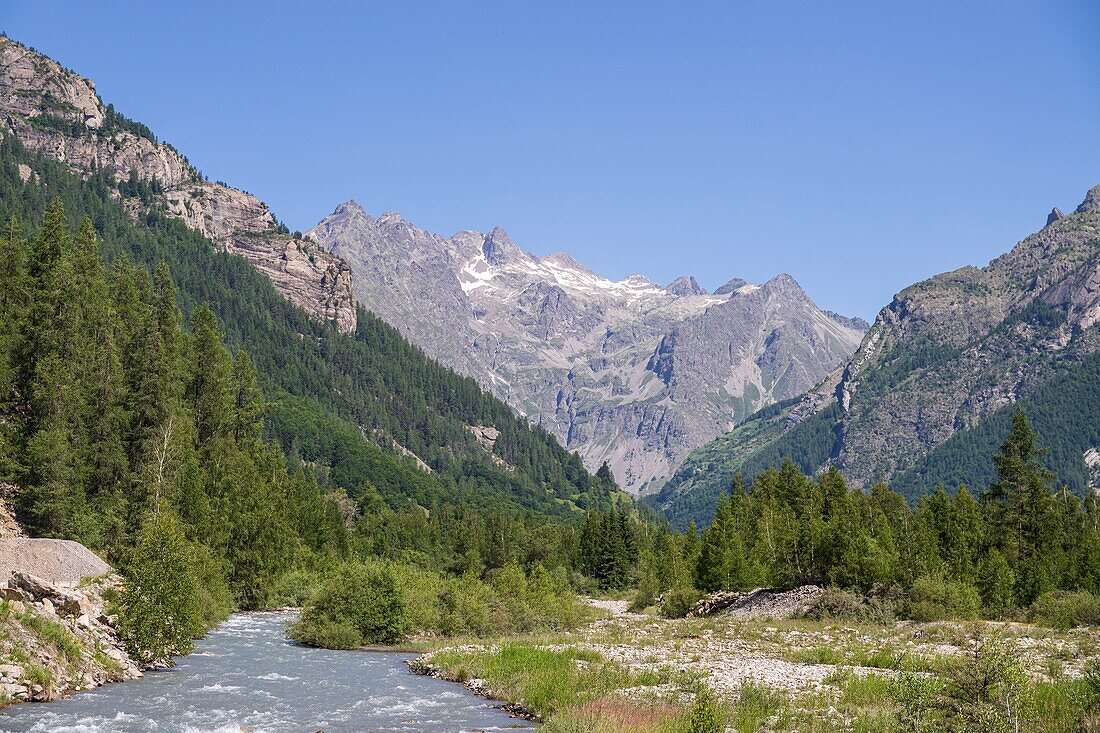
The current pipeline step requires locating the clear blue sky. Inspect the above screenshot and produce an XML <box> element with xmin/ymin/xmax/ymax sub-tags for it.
<box><xmin>5</xmin><ymin>1</ymin><xmax>1099</xmax><ymax>319</ymax></box>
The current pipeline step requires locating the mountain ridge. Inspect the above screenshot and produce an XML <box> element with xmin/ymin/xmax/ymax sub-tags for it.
<box><xmin>0</xmin><ymin>36</ymin><xmax>356</xmax><ymax>333</ymax></box>
<box><xmin>308</xmin><ymin>202</ymin><xmax>868</xmax><ymax>494</ymax></box>
<box><xmin>653</xmin><ymin>185</ymin><xmax>1100</xmax><ymax>526</ymax></box>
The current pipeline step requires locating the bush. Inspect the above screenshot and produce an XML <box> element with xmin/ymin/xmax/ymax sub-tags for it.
<box><xmin>267</xmin><ymin>567</ymin><xmax>322</xmax><ymax>608</ymax></box>
<box><xmin>1028</xmin><ymin>590</ymin><xmax>1100</xmax><ymax>629</ymax></box>
<box><xmin>660</xmin><ymin>587</ymin><xmax>702</xmax><ymax>619</ymax></box>
<box><xmin>905</xmin><ymin>573</ymin><xmax>980</xmax><ymax>621</ymax></box>
<box><xmin>290</xmin><ymin>562</ymin><xmax>407</xmax><ymax>648</ymax></box>
<box><xmin>290</xmin><ymin>618</ymin><xmax>362</xmax><ymax>650</ymax></box>
<box><xmin>690</xmin><ymin>686</ymin><xmax>725</xmax><ymax>733</ymax></box>
<box><xmin>804</xmin><ymin>587</ymin><xmax>896</xmax><ymax>623</ymax></box>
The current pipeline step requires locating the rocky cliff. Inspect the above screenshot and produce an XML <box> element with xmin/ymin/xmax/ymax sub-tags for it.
<box><xmin>309</xmin><ymin>201</ymin><xmax>866</xmax><ymax>493</ymax></box>
<box><xmin>655</xmin><ymin>185</ymin><xmax>1100</xmax><ymax>525</ymax></box>
<box><xmin>0</xmin><ymin>37</ymin><xmax>355</xmax><ymax>333</ymax></box>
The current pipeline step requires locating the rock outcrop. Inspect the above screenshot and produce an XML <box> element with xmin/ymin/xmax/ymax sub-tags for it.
<box><xmin>309</xmin><ymin>201</ymin><xmax>866</xmax><ymax>494</ymax></box>
<box><xmin>0</xmin><ymin>37</ymin><xmax>355</xmax><ymax>333</ymax></box>
<box><xmin>0</xmin><ymin>500</ymin><xmax>141</xmax><ymax>705</ymax></box>
<box><xmin>656</xmin><ymin>184</ymin><xmax>1100</xmax><ymax>522</ymax></box>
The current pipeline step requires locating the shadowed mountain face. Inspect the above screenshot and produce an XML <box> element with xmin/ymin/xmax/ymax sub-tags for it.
<box><xmin>654</xmin><ymin>186</ymin><xmax>1100</xmax><ymax>527</ymax></box>
<box><xmin>309</xmin><ymin>202</ymin><xmax>866</xmax><ymax>494</ymax></box>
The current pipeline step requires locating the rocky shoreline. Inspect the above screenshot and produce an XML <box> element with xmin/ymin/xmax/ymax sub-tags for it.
<box><xmin>0</xmin><ymin>499</ymin><xmax>142</xmax><ymax>706</ymax></box>
<box><xmin>406</xmin><ymin>655</ymin><xmax>540</xmax><ymax>722</ymax></box>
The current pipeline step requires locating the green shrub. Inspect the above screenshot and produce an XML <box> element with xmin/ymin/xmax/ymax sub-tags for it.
<box><xmin>660</xmin><ymin>588</ymin><xmax>702</xmax><ymax>619</ymax></box>
<box><xmin>804</xmin><ymin>587</ymin><xmax>896</xmax><ymax>623</ymax></box>
<box><xmin>290</xmin><ymin>562</ymin><xmax>407</xmax><ymax>648</ymax></box>
<box><xmin>267</xmin><ymin>567</ymin><xmax>322</xmax><ymax>608</ymax></box>
<box><xmin>1028</xmin><ymin>590</ymin><xmax>1100</xmax><ymax>629</ymax></box>
<box><xmin>290</xmin><ymin>618</ymin><xmax>362</xmax><ymax>650</ymax></box>
<box><xmin>905</xmin><ymin>573</ymin><xmax>980</xmax><ymax>621</ymax></box>
<box><xmin>690</xmin><ymin>686</ymin><xmax>725</xmax><ymax>733</ymax></box>
<box><xmin>1084</xmin><ymin>658</ymin><xmax>1100</xmax><ymax>715</ymax></box>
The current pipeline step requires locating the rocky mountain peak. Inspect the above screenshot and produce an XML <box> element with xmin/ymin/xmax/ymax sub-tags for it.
<box><xmin>761</xmin><ymin>272</ymin><xmax>805</xmax><ymax>296</ymax></box>
<box><xmin>1046</xmin><ymin>207</ymin><xmax>1065</xmax><ymax>226</ymax></box>
<box><xmin>1076</xmin><ymin>185</ymin><xmax>1100</xmax><ymax>215</ymax></box>
<box><xmin>308</xmin><ymin>202</ymin><xmax>865</xmax><ymax>494</ymax></box>
<box><xmin>483</xmin><ymin>226</ymin><xmax>521</xmax><ymax>265</ymax></box>
<box><xmin>666</xmin><ymin>275</ymin><xmax>707</xmax><ymax>297</ymax></box>
<box><xmin>714</xmin><ymin>278</ymin><xmax>750</xmax><ymax>295</ymax></box>
<box><xmin>379</xmin><ymin>211</ymin><xmax>410</xmax><ymax>227</ymax></box>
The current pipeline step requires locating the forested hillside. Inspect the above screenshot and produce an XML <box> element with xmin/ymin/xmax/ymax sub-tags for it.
<box><xmin>0</xmin><ymin>132</ymin><xmax>616</xmax><ymax>522</ymax></box>
<box><xmin>654</xmin><ymin>188</ymin><xmax>1100</xmax><ymax>528</ymax></box>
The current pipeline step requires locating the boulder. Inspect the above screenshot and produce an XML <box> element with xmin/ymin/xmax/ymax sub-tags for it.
<box><xmin>12</xmin><ymin>572</ymin><xmax>93</xmax><ymax>617</ymax></box>
<box><xmin>0</xmin><ymin>663</ymin><xmax>23</xmax><ymax>681</ymax></box>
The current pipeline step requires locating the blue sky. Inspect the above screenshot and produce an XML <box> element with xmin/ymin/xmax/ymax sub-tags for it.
<box><xmin>4</xmin><ymin>1</ymin><xmax>1099</xmax><ymax>319</ymax></box>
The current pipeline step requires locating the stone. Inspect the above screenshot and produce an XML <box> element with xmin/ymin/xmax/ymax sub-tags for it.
<box><xmin>0</xmin><ymin>682</ymin><xmax>28</xmax><ymax>698</ymax></box>
<box><xmin>1047</xmin><ymin>207</ymin><xmax>1065</xmax><ymax>226</ymax></box>
<box><xmin>0</xmin><ymin>663</ymin><xmax>24</xmax><ymax>680</ymax></box>
<box><xmin>0</xmin><ymin>586</ymin><xmax>30</xmax><ymax>602</ymax></box>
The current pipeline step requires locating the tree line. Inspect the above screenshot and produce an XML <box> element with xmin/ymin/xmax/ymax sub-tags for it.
<box><xmin>612</xmin><ymin>409</ymin><xmax>1100</xmax><ymax>621</ymax></box>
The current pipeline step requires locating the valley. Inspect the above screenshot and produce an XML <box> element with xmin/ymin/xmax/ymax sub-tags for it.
<box><xmin>1</xmin><ymin>12</ymin><xmax>1098</xmax><ymax>733</ymax></box>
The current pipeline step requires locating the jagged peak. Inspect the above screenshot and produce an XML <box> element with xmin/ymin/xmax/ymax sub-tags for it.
<box><xmin>713</xmin><ymin>278</ymin><xmax>750</xmax><ymax>295</ymax></box>
<box><xmin>762</xmin><ymin>272</ymin><xmax>804</xmax><ymax>293</ymax></box>
<box><xmin>1046</xmin><ymin>207</ymin><xmax>1065</xmax><ymax>227</ymax></box>
<box><xmin>378</xmin><ymin>211</ymin><xmax>410</xmax><ymax>227</ymax></box>
<box><xmin>482</xmin><ymin>226</ymin><xmax>522</xmax><ymax>265</ymax></box>
<box><xmin>1075</xmin><ymin>184</ymin><xmax>1100</xmax><ymax>215</ymax></box>
<box><xmin>666</xmin><ymin>275</ymin><xmax>707</xmax><ymax>297</ymax></box>
<box><xmin>335</xmin><ymin>198</ymin><xmax>366</xmax><ymax>214</ymax></box>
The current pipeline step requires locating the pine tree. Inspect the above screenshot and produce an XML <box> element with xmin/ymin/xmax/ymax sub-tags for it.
<box><xmin>187</xmin><ymin>307</ymin><xmax>233</xmax><ymax>446</ymax></box>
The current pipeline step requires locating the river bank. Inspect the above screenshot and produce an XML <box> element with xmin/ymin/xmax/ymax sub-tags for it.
<box><xmin>411</xmin><ymin>596</ymin><xmax>1100</xmax><ymax>732</ymax></box>
<box><xmin>0</xmin><ymin>499</ymin><xmax>143</xmax><ymax>706</ymax></box>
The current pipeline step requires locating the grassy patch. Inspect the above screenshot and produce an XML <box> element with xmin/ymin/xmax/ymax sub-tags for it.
<box><xmin>730</xmin><ymin>683</ymin><xmax>783</xmax><ymax>733</ymax></box>
<box><xmin>428</xmin><ymin>644</ymin><xmax>664</xmax><ymax>718</ymax></box>
<box><xmin>20</xmin><ymin>613</ymin><xmax>83</xmax><ymax>665</ymax></box>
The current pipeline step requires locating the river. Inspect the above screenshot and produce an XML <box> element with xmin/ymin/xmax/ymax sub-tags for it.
<box><xmin>0</xmin><ymin>612</ymin><xmax>534</xmax><ymax>733</ymax></box>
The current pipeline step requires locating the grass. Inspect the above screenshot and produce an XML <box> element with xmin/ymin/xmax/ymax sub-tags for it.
<box><xmin>20</xmin><ymin>613</ymin><xmax>83</xmax><ymax>665</ymax></box>
<box><xmin>542</xmin><ymin>698</ymin><xmax>696</xmax><ymax>733</ymax></box>
<box><xmin>429</xmin><ymin>644</ymin><xmax>664</xmax><ymax>718</ymax></box>
<box><xmin>417</xmin><ymin>606</ymin><xmax>1100</xmax><ymax>733</ymax></box>
<box><xmin>729</xmin><ymin>683</ymin><xmax>783</xmax><ymax>733</ymax></box>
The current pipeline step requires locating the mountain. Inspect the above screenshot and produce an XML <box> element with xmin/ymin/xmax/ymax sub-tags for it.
<box><xmin>308</xmin><ymin>201</ymin><xmax>867</xmax><ymax>494</ymax></box>
<box><xmin>0</xmin><ymin>36</ymin><xmax>615</xmax><ymax>519</ymax></box>
<box><xmin>654</xmin><ymin>186</ymin><xmax>1100</xmax><ymax>527</ymax></box>
<box><xmin>0</xmin><ymin>37</ymin><xmax>355</xmax><ymax>333</ymax></box>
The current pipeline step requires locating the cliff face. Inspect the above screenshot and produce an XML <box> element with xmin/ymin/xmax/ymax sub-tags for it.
<box><xmin>0</xmin><ymin>38</ymin><xmax>355</xmax><ymax>333</ymax></box>
<box><xmin>309</xmin><ymin>201</ymin><xmax>866</xmax><ymax>494</ymax></box>
<box><xmin>655</xmin><ymin>186</ymin><xmax>1100</xmax><ymax>525</ymax></box>
<box><xmin>833</xmin><ymin>186</ymin><xmax>1100</xmax><ymax>485</ymax></box>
